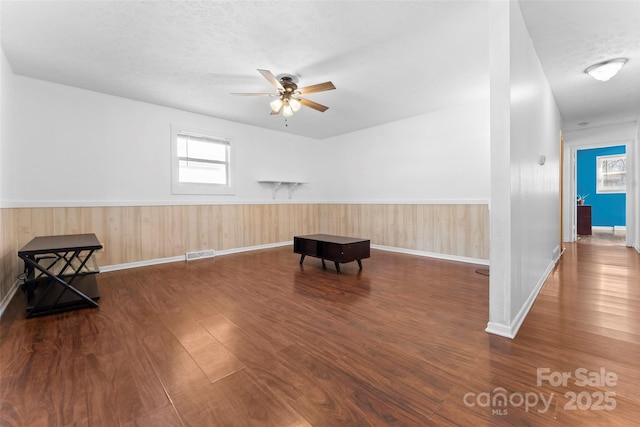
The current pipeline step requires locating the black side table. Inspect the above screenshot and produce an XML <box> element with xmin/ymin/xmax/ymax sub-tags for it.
<box><xmin>18</xmin><ymin>233</ymin><xmax>102</xmax><ymax>317</ymax></box>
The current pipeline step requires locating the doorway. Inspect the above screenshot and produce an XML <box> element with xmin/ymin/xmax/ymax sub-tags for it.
<box><xmin>574</xmin><ymin>144</ymin><xmax>628</xmax><ymax>246</ymax></box>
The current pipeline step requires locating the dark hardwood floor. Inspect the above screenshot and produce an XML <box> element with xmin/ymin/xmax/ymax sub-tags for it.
<box><xmin>1</xmin><ymin>242</ymin><xmax>638</xmax><ymax>426</ymax></box>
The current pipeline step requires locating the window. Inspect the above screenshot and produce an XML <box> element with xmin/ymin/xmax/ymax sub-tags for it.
<box><xmin>171</xmin><ymin>125</ymin><xmax>234</xmax><ymax>195</ymax></box>
<box><xmin>596</xmin><ymin>154</ymin><xmax>626</xmax><ymax>194</ymax></box>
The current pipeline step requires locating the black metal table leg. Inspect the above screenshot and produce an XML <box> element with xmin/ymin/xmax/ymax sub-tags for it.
<box><xmin>299</xmin><ymin>254</ymin><xmax>306</xmax><ymax>265</ymax></box>
<box><xmin>334</xmin><ymin>262</ymin><xmax>341</xmax><ymax>274</ymax></box>
<box><xmin>357</xmin><ymin>259</ymin><xmax>363</xmax><ymax>270</ymax></box>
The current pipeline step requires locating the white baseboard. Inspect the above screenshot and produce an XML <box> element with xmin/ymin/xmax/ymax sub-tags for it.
<box><xmin>485</xmin><ymin>321</ymin><xmax>516</xmax><ymax>339</ymax></box>
<box><xmin>485</xmin><ymin>257</ymin><xmax>557</xmax><ymax>339</ymax></box>
<box><xmin>101</xmin><ymin>255</ymin><xmax>185</xmax><ymax>272</ymax></box>
<box><xmin>101</xmin><ymin>241</ymin><xmax>487</xmax><ymax>272</ymax></box>
<box><xmin>371</xmin><ymin>244</ymin><xmax>489</xmax><ymax>266</ymax></box>
<box><xmin>592</xmin><ymin>225</ymin><xmax>627</xmax><ymax>231</ymax></box>
<box><xmin>3</xmin><ymin>241</ymin><xmax>487</xmax><ymax>317</ymax></box>
<box><xmin>101</xmin><ymin>241</ymin><xmax>292</xmax><ymax>272</ymax></box>
<box><xmin>215</xmin><ymin>241</ymin><xmax>291</xmax><ymax>256</ymax></box>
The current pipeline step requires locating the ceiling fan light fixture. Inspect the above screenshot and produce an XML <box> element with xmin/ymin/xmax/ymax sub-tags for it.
<box><xmin>234</xmin><ymin>70</ymin><xmax>334</xmax><ymax>117</ymax></box>
<box><xmin>585</xmin><ymin>58</ymin><xmax>628</xmax><ymax>81</ymax></box>
<box><xmin>270</xmin><ymin>98</ymin><xmax>283</xmax><ymax>112</ymax></box>
<box><xmin>289</xmin><ymin>98</ymin><xmax>301</xmax><ymax>112</ymax></box>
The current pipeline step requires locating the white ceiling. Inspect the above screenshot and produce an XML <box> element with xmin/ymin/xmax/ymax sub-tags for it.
<box><xmin>518</xmin><ymin>0</ymin><xmax>640</xmax><ymax>132</ymax></box>
<box><xmin>1</xmin><ymin>1</ymin><xmax>638</xmax><ymax>139</ymax></box>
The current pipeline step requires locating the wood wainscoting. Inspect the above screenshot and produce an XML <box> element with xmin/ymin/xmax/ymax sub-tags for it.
<box><xmin>0</xmin><ymin>203</ymin><xmax>489</xmax><ymax>307</ymax></box>
<box><xmin>319</xmin><ymin>204</ymin><xmax>489</xmax><ymax>260</ymax></box>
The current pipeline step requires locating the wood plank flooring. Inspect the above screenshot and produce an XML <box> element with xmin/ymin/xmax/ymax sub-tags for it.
<box><xmin>1</xmin><ymin>242</ymin><xmax>638</xmax><ymax>426</ymax></box>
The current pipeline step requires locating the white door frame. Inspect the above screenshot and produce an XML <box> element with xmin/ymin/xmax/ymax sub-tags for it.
<box><xmin>565</xmin><ymin>140</ymin><xmax>634</xmax><ymax>246</ymax></box>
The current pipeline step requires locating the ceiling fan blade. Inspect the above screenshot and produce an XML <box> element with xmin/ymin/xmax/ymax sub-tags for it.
<box><xmin>299</xmin><ymin>97</ymin><xmax>329</xmax><ymax>112</ymax></box>
<box><xmin>297</xmin><ymin>81</ymin><xmax>336</xmax><ymax>95</ymax></box>
<box><xmin>258</xmin><ymin>69</ymin><xmax>284</xmax><ymax>91</ymax></box>
<box><xmin>230</xmin><ymin>93</ymin><xmax>276</xmax><ymax>96</ymax></box>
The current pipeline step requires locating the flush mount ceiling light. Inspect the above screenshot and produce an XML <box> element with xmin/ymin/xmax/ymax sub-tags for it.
<box><xmin>584</xmin><ymin>58</ymin><xmax>628</xmax><ymax>82</ymax></box>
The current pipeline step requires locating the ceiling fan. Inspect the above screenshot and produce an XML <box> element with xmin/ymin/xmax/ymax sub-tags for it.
<box><xmin>232</xmin><ymin>69</ymin><xmax>336</xmax><ymax>117</ymax></box>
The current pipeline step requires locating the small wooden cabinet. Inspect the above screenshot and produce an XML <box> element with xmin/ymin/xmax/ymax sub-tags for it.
<box><xmin>294</xmin><ymin>234</ymin><xmax>370</xmax><ymax>274</ymax></box>
<box><xmin>577</xmin><ymin>205</ymin><xmax>592</xmax><ymax>236</ymax></box>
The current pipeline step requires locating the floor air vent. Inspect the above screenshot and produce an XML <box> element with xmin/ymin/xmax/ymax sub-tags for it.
<box><xmin>185</xmin><ymin>250</ymin><xmax>216</xmax><ymax>261</ymax></box>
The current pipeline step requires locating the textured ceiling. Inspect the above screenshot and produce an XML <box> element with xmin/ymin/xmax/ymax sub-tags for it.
<box><xmin>1</xmin><ymin>1</ymin><xmax>638</xmax><ymax>139</ymax></box>
<box><xmin>519</xmin><ymin>0</ymin><xmax>640</xmax><ymax>131</ymax></box>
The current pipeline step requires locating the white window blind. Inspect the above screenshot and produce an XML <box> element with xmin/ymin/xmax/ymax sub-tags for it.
<box><xmin>171</xmin><ymin>126</ymin><xmax>234</xmax><ymax>195</ymax></box>
<box><xmin>177</xmin><ymin>134</ymin><xmax>229</xmax><ymax>185</ymax></box>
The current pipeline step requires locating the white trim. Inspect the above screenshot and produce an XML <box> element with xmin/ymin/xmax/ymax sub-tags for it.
<box><xmin>564</xmin><ymin>137</ymin><xmax>635</xmax><ymax>246</ymax></box>
<box><xmin>100</xmin><ymin>255</ymin><xmax>185</xmax><ymax>272</ymax></box>
<box><xmin>485</xmin><ymin>257</ymin><xmax>556</xmax><ymax>339</ymax></box>
<box><xmin>635</xmin><ymin>244</ymin><xmax>640</xmax><ymax>254</ymax></box>
<box><xmin>484</xmin><ymin>321</ymin><xmax>515</xmax><ymax>338</ymax></box>
<box><xmin>100</xmin><ymin>241</ymin><xmax>488</xmax><ymax>275</ymax></box>
<box><xmin>0</xmin><ymin>279</ymin><xmax>21</xmax><ymax>318</ymax></box>
<box><xmin>215</xmin><ymin>241</ymin><xmax>291</xmax><ymax>256</ymax></box>
<box><xmin>0</xmin><ymin>199</ymin><xmax>491</xmax><ymax>208</ymax></box>
<box><xmin>314</xmin><ymin>199</ymin><xmax>491</xmax><ymax>205</ymax></box>
<box><xmin>100</xmin><ymin>242</ymin><xmax>292</xmax><ymax>272</ymax></box>
<box><xmin>592</xmin><ymin>225</ymin><xmax>627</xmax><ymax>231</ymax></box>
<box><xmin>371</xmin><ymin>244</ymin><xmax>489</xmax><ymax>266</ymax></box>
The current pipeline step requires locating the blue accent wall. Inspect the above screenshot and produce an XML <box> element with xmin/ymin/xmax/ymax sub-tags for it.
<box><xmin>577</xmin><ymin>145</ymin><xmax>626</xmax><ymax>227</ymax></box>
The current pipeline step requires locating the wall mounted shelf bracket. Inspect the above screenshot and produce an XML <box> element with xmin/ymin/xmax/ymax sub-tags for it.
<box><xmin>258</xmin><ymin>181</ymin><xmax>306</xmax><ymax>199</ymax></box>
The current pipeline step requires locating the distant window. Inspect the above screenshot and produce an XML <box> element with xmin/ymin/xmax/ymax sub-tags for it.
<box><xmin>171</xmin><ymin>125</ymin><xmax>234</xmax><ymax>195</ymax></box>
<box><xmin>596</xmin><ymin>154</ymin><xmax>626</xmax><ymax>194</ymax></box>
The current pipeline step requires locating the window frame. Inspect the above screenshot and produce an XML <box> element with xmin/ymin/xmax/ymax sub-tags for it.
<box><xmin>170</xmin><ymin>125</ymin><xmax>234</xmax><ymax>195</ymax></box>
<box><xmin>595</xmin><ymin>153</ymin><xmax>626</xmax><ymax>194</ymax></box>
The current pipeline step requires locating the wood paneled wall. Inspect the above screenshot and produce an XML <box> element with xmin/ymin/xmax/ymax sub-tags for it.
<box><xmin>0</xmin><ymin>208</ymin><xmax>20</xmax><ymax>307</ymax></box>
<box><xmin>0</xmin><ymin>203</ymin><xmax>489</xmax><ymax>306</ymax></box>
<box><xmin>318</xmin><ymin>204</ymin><xmax>489</xmax><ymax>260</ymax></box>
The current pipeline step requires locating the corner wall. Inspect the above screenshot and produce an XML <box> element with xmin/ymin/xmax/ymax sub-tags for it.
<box><xmin>636</xmin><ymin>120</ymin><xmax>640</xmax><ymax>253</ymax></box>
<box><xmin>487</xmin><ymin>0</ymin><xmax>563</xmax><ymax>338</ymax></box>
<box><xmin>0</xmin><ymin>46</ymin><xmax>18</xmax><ymax>308</ymax></box>
<box><xmin>0</xmin><ymin>62</ymin><xmax>491</xmax><ymax>314</ymax></box>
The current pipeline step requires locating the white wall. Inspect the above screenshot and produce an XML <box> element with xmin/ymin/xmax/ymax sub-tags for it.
<box><xmin>2</xmin><ymin>75</ymin><xmax>329</xmax><ymax>207</ymax></box>
<box><xmin>320</xmin><ymin>102</ymin><xmax>490</xmax><ymax>203</ymax></box>
<box><xmin>3</xmin><ymin>72</ymin><xmax>491</xmax><ymax>207</ymax></box>
<box><xmin>562</xmin><ymin>121</ymin><xmax>638</xmax><ymax>247</ymax></box>
<box><xmin>0</xmin><ymin>46</ymin><xmax>14</xmax><ymax>203</ymax></box>
<box><xmin>487</xmin><ymin>0</ymin><xmax>563</xmax><ymax>338</ymax></box>
<box><xmin>636</xmin><ymin>120</ymin><xmax>640</xmax><ymax>252</ymax></box>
